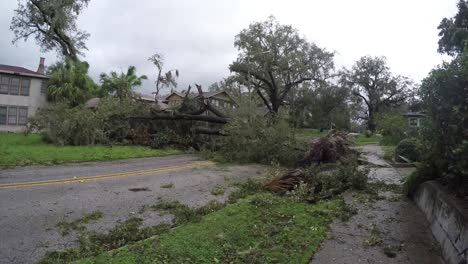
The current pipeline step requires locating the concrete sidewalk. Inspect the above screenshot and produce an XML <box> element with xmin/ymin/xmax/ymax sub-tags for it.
<box><xmin>311</xmin><ymin>145</ymin><xmax>444</xmax><ymax>264</ymax></box>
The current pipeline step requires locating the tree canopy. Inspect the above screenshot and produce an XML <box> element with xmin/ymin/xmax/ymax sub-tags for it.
<box><xmin>341</xmin><ymin>56</ymin><xmax>413</xmax><ymax>131</ymax></box>
<box><xmin>438</xmin><ymin>0</ymin><xmax>468</xmax><ymax>56</ymax></box>
<box><xmin>10</xmin><ymin>0</ymin><xmax>90</xmax><ymax>60</ymax></box>
<box><xmin>229</xmin><ymin>16</ymin><xmax>335</xmax><ymax>114</ymax></box>
<box><xmin>47</xmin><ymin>57</ymin><xmax>98</xmax><ymax>106</ymax></box>
<box><xmin>100</xmin><ymin>66</ymin><xmax>148</xmax><ymax>101</ymax></box>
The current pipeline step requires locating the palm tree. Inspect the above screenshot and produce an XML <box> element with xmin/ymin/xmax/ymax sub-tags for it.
<box><xmin>100</xmin><ymin>66</ymin><xmax>147</xmax><ymax>100</ymax></box>
<box><xmin>47</xmin><ymin>58</ymin><xmax>98</xmax><ymax>106</ymax></box>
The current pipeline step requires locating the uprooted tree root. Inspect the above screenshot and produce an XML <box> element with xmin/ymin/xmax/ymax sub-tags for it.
<box><xmin>299</xmin><ymin>130</ymin><xmax>354</xmax><ymax>167</ymax></box>
<box><xmin>265</xmin><ymin>130</ymin><xmax>364</xmax><ymax>198</ymax></box>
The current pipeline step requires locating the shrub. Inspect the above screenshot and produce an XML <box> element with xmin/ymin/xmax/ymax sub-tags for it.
<box><xmin>417</xmin><ymin>51</ymin><xmax>468</xmax><ymax>195</ymax></box>
<box><xmin>28</xmin><ymin>97</ymin><xmax>149</xmax><ymax>145</ymax></box>
<box><xmin>364</xmin><ymin>130</ymin><xmax>373</xmax><ymax>138</ymax></box>
<box><xmin>375</xmin><ymin>112</ymin><xmax>408</xmax><ymax>145</ymax></box>
<box><xmin>395</xmin><ymin>139</ymin><xmax>421</xmax><ymax>162</ymax></box>
<box><xmin>215</xmin><ymin>102</ymin><xmax>302</xmax><ymax>166</ymax></box>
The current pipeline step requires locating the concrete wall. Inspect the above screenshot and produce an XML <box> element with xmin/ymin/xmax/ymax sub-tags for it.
<box><xmin>414</xmin><ymin>181</ymin><xmax>468</xmax><ymax>264</ymax></box>
<box><xmin>0</xmin><ymin>78</ymin><xmax>47</xmax><ymax>132</ymax></box>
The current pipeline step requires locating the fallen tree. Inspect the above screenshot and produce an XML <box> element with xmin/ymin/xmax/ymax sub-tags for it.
<box><xmin>264</xmin><ymin>130</ymin><xmax>366</xmax><ymax>199</ymax></box>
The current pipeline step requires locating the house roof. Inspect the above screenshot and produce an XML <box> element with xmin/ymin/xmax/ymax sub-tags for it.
<box><xmin>165</xmin><ymin>92</ymin><xmax>195</xmax><ymax>100</ymax></box>
<box><xmin>0</xmin><ymin>64</ymin><xmax>48</xmax><ymax>79</ymax></box>
<box><xmin>403</xmin><ymin>112</ymin><xmax>426</xmax><ymax>118</ymax></box>
<box><xmin>132</xmin><ymin>92</ymin><xmax>154</xmax><ymax>102</ymax></box>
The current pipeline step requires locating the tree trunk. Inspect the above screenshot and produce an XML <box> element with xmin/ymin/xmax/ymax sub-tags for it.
<box><xmin>367</xmin><ymin>109</ymin><xmax>376</xmax><ymax>131</ymax></box>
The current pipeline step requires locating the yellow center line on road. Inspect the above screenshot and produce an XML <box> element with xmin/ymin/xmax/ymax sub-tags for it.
<box><xmin>0</xmin><ymin>161</ymin><xmax>215</xmax><ymax>189</ymax></box>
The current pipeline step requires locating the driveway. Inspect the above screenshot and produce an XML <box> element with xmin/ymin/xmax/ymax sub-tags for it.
<box><xmin>0</xmin><ymin>155</ymin><xmax>265</xmax><ymax>264</ymax></box>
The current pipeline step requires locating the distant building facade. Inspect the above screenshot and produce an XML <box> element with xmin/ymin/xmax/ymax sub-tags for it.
<box><xmin>0</xmin><ymin>58</ymin><xmax>48</xmax><ymax>132</ymax></box>
<box><xmin>403</xmin><ymin>112</ymin><xmax>426</xmax><ymax>128</ymax></box>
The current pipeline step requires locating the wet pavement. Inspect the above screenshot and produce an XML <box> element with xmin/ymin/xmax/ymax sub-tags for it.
<box><xmin>311</xmin><ymin>144</ymin><xmax>444</xmax><ymax>264</ymax></box>
<box><xmin>0</xmin><ymin>155</ymin><xmax>265</xmax><ymax>264</ymax></box>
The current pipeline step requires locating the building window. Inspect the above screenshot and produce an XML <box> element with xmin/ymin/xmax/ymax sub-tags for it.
<box><xmin>18</xmin><ymin>107</ymin><xmax>28</xmax><ymax>125</ymax></box>
<box><xmin>0</xmin><ymin>106</ymin><xmax>6</xmax><ymax>125</ymax></box>
<box><xmin>10</xmin><ymin>78</ymin><xmax>20</xmax><ymax>95</ymax></box>
<box><xmin>0</xmin><ymin>75</ymin><xmax>9</xmax><ymax>94</ymax></box>
<box><xmin>41</xmin><ymin>80</ymin><xmax>47</xmax><ymax>94</ymax></box>
<box><xmin>409</xmin><ymin>118</ymin><xmax>418</xmax><ymax>127</ymax></box>
<box><xmin>7</xmin><ymin>106</ymin><xmax>17</xmax><ymax>125</ymax></box>
<box><xmin>20</xmin><ymin>79</ymin><xmax>30</xmax><ymax>96</ymax></box>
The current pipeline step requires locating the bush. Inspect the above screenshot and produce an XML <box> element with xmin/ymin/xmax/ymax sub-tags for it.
<box><xmin>214</xmin><ymin>103</ymin><xmax>302</xmax><ymax>166</ymax></box>
<box><xmin>29</xmin><ymin>97</ymin><xmax>149</xmax><ymax>145</ymax></box>
<box><xmin>364</xmin><ymin>130</ymin><xmax>373</xmax><ymax>138</ymax></box>
<box><xmin>375</xmin><ymin>112</ymin><xmax>408</xmax><ymax>145</ymax></box>
<box><xmin>311</xmin><ymin>160</ymin><xmax>368</xmax><ymax>196</ymax></box>
<box><xmin>417</xmin><ymin>51</ymin><xmax>468</xmax><ymax>195</ymax></box>
<box><xmin>394</xmin><ymin>139</ymin><xmax>420</xmax><ymax>162</ymax></box>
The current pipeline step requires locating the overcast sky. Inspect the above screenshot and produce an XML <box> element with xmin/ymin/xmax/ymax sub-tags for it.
<box><xmin>0</xmin><ymin>0</ymin><xmax>458</xmax><ymax>95</ymax></box>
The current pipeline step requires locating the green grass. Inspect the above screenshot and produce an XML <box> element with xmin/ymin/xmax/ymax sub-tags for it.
<box><xmin>354</xmin><ymin>134</ymin><xmax>381</xmax><ymax>146</ymax></box>
<box><xmin>0</xmin><ymin>133</ymin><xmax>181</xmax><ymax>168</ymax></box>
<box><xmin>75</xmin><ymin>193</ymin><xmax>345</xmax><ymax>264</ymax></box>
<box><xmin>381</xmin><ymin>145</ymin><xmax>396</xmax><ymax>161</ymax></box>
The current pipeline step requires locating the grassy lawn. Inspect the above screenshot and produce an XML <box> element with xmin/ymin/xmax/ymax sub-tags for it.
<box><xmin>381</xmin><ymin>145</ymin><xmax>396</xmax><ymax>161</ymax></box>
<box><xmin>75</xmin><ymin>193</ymin><xmax>345</xmax><ymax>264</ymax></box>
<box><xmin>0</xmin><ymin>133</ymin><xmax>181</xmax><ymax>168</ymax></box>
<box><xmin>354</xmin><ymin>134</ymin><xmax>380</xmax><ymax>146</ymax></box>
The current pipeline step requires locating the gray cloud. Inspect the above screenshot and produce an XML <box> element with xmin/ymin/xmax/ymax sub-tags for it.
<box><xmin>0</xmin><ymin>0</ymin><xmax>459</xmax><ymax>96</ymax></box>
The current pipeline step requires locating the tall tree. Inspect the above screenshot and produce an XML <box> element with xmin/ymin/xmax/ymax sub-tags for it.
<box><xmin>288</xmin><ymin>83</ymin><xmax>349</xmax><ymax>129</ymax></box>
<box><xmin>209</xmin><ymin>75</ymin><xmax>256</xmax><ymax>103</ymax></box>
<box><xmin>47</xmin><ymin>57</ymin><xmax>98</xmax><ymax>106</ymax></box>
<box><xmin>148</xmin><ymin>53</ymin><xmax>179</xmax><ymax>96</ymax></box>
<box><xmin>438</xmin><ymin>0</ymin><xmax>468</xmax><ymax>56</ymax></box>
<box><xmin>229</xmin><ymin>16</ymin><xmax>335</xmax><ymax>114</ymax></box>
<box><xmin>100</xmin><ymin>66</ymin><xmax>147</xmax><ymax>101</ymax></box>
<box><xmin>341</xmin><ymin>56</ymin><xmax>413</xmax><ymax>131</ymax></box>
<box><xmin>10</xmin><ymin>0</ymin><xmax>90</xmax><ymax>60</ymax></box>
<box><xmin>419</xmin><ymin>51</ymin><xmax>468</xmax><ymax>191</ymax></box>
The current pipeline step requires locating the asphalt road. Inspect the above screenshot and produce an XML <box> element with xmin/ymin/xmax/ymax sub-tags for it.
<box><xmin>0</xmin><ymin>155</ymin><xmax>264</xmax><ymax>264</ymax></box>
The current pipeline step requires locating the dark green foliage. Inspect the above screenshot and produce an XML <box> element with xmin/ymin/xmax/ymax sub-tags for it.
<box><xmin>409</xmin><ymin>0</ymin><xmax>468</xmax><ymax>194</ymax></box>
<box><xmin>395</xmin><ymin>139</ymin><xmax>420</xmax><ymax>162</ymax></box>
<box><xmin>341</xmin><ymin>56</ymin><xmax>414</xmax><ymax>131</ymax></box>
<box><xmin>11</xmin><ymin>0</ymin><xmax>90</xmax><ymax>60</ymax></box>
<box><xmin>214</xmin><ymin>103</ymin><xmax>302</xmax><ymax>166</ymax></box>
<box><xmin>100</xmin><ymin>66</ymin><xmax>147</xmax><ymax>101</ymax></box>
<box><xmin>403</xmin><ymin>163</ymin><xmax>439</xmax><ymax>196</ymax></box>
<box><xmin>46</xmin><ymin>58</ymin><xmax>100</xmax><ymax>106</ymax></box>
<box><xmin>375</xmin><ymin>112</ymin><xmax>408</xmax><ymax>145</ymax></box>
<box><xmin>309</xmin><ymin>160</ymin><xmax>368</xmax><ymax>198</ymax></box>
<box><xmin>28</xmin><ymin>97</ymin><xmax>149</xmax><ymax>145</ymax></box>
<box><xmin>56</xmin><ymin>211</ymin><xmax>104</xmax><ymax>236</ymax></box>
<box><xmin>40</xmin><ymin>217</ymin><xmax>171</xmax><ymax>264</ymax></box>
<box><xmin>288</xmin><ymin>84</ymin><xmax>350</xmax><ymax>130</ymax></box>
<box><xmin>230</xmin><ymin>16</ymin><xmax>335</xmax><ymax>114</ymax></box>
<box><xmin>418</xmin><ymin>51</ymin><xmax>468</xmax><ymax>194</ymax></box>
<box><xmin>228</xmin><ymin>178</ymin><xmax>265</xmax><ymax>203</ymax></box>
<box><xmin>75</xmin><ymin>194</ymin><xmax>345</xmax><ymax>264</ymax></box>
<box><xmin>364</xmin><ymin>130</ymin><xmax>373</xmax><ymax>138</ymax></box>
<box><xmin>438</xmin><ymin>0</ymin><xmax>468</xmax><ymax>56</ymax></box>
